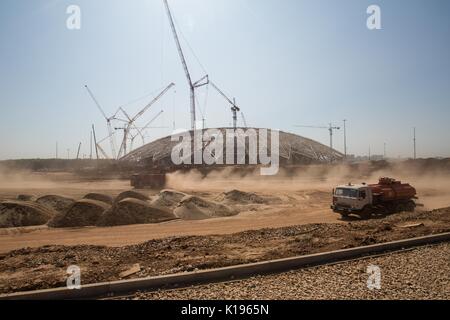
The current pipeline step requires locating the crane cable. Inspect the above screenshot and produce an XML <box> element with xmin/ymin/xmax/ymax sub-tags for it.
<box><xmin>117</xmin><ymin>84</ymin><xmax>171</xmax><ymax>111</ymax></box>
<box><xmin>171</xmin><ymin>8</ymin><xmax>208</xmax><ymax>76</ymax></box>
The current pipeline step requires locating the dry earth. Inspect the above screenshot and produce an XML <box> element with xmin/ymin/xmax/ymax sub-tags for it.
<box><xmin>0</xmin><ymin>208</ymin><xmax>448</xmax><ymax>294</ymax></box>
<box><xmin>0</xmin><ymin>166</ymin><xmax>449</xmax><ymax>295</ymax></box>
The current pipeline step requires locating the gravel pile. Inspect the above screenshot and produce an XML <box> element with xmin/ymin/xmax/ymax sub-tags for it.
<box><xmin>36</xmin><ymin>195</ymin><xmax>75</xmax><ymax>213</ymax></box>
<box><xmin>174</xmin><ymin>196</ymin><xmax>238</xmax><ymax>220</ymax></box>
<box><xmin>48</xmin><ymin>199</ymin><xmax>110</xmax><ymax>228</ymax></box>
<box><xmin>151</xmin><ymin>189</ymin><xmax>187</xmax><ymax>209</ymax></box>
<box><xmin>83</xmin><ymin>193</ymin><xmax>114</xmax><ymax>205</ymax></box>
<box><xmin>0</xmin><ymin>201</ymin><xmax>56</xmax><ymax>228</ymax></box>
<box><xmin>115</xmin><ymin>190</ymin><xmax>150</xmax><ymax>204</ymax></box>
<box><xmin>215</xmin><ymin>190</ymin><xmax>277</xmax><ymax>205</ymax></box>
<box><xmin>134</xmin><ymin>243</ymin><xmax>450</xmax><ymax>300</ymax></box>
<box><xmin>97</xmin><ymin>198</ymin><xmax>176</xmax><ymax>227</ymax></box>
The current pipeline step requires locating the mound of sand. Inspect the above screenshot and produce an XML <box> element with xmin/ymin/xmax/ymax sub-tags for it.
<box><xmin>216</xmin><ymin>189</ymin><xmax>280</xmax><ymax>205</ymax></box>
<box><xmin>48</xmin><ymin>199</ymin><xmax>110</xmax><ymax>228</ymax></box>
<box><xmin>36</xmin><ymin>195</ymin><xmax>75</xmax><ymax>213</ymax></box>
<box><xmin>216</xmin><ymin>189</ymin><xmax>266</xmax><ymax>204</ymax></box>
<box><xmin>83</xmin><ymin>193</ymin><xmax>114</xmax><ymax>205</ymax></box>
<box><xmin>17</xmin><ymin>194</ymin><xmax>37</xmax><ymax>201</ymax></box>
<box><xmin>115</xmin><ymin>190</ymin><xmax>150</xmax><ymax>203</ymax></box>
<box><xmin>151</xmin><ymin>189</ymin><xmax>188</xmax><ymax>209</ymax></box>
<box><xmin>174</xmin><ymin>196</ymin><xmax>238</xmax><ymax>220</ymax></box>
<box><xmin>0</xmin><ymin>201</ymin><xmax>56</xmax><ymax>228</ymax></box>
<box><xmin>98</xmin><ymin>198</ymin><xmax>176</xmax><ymax>227</ymax></box>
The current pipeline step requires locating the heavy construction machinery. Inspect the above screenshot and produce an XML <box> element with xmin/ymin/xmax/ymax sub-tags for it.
<box><xmin>331</xmin><ymin>177</ymin><xmax>419</xmax><ymax>219</ymax></box>
<box><xmin>130</xmin><ymin>170</ymin><xmax>167</xmax><ymax>189</ymax></box>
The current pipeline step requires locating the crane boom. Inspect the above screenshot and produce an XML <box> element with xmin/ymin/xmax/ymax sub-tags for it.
<box><xmin>241</xmin><ymin>112</ymin><xmax>248</xmax><ymax>127</ymax></box>
<box><xmin>117</xmin><ymin>84</ymin><xmax>174</xmax><ymax>159</ymax></box>
<box><xmin>163</xmin><ymin>0</ymin><xmax>196</xmax><ymax>131</ymax></box>
<box><xmin>141</xmin><ymin>110</ymin><xmax>164</xmax><ymax>131</ymax></box>
<box><xmin>129</xmin><ymin>110</ymin><xmax>164</xmax><ymax>145</ymax></box>
<box><xmin>294</xmin><ymin>123</ymin><xmax>341</xmax><ymax>153</ymax></box>
<box><xmin>76</xmin><ymin>142</ymin><xmax>82</xmax><ymax>160</ymax></box>
<box><xmin>209</xmin><ymin>81</ymin><xmax>241</xmax><ymax>129</ymax></box>
<box><xmin>209</xmin><ymin>81</ymin><xmax>239</xmax><ymax>110</ymax></box>
<box><xmin>85</xmin><ymin>85</ymin><xmax>117</xmax><ymax>159</ymax></box>
<box><xmin>96</xmin><ymin>144</ymin><xmax>109</xmax><ymax>159</ymax></box>
<box><xmin>85</xmin><ymin>85</ymin><xmax>108</xmax><ymax>120</ymax></box>
<box><xmin>92</xmin><ymin>124</ymin><xmax>99</xmax><ymax>160</ymax></box>
<box><xmin>294</xmin><ymin>125</ymin><xmax>328</xmax><ymax>129</ymax></box>
<box><xmin>131</xmin><ymin>83</ymin><xmax>174</xmax><ymax>123</ymax></box>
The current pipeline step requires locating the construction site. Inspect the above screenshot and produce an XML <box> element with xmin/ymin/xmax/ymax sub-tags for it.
<box><xmin>0</xmin><ymin>0</ymin><xmax>449</xmax><ymax>302</ymax></box>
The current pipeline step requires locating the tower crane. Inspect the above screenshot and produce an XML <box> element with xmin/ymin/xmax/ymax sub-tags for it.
<box><xmin>116</xmin><ymin>110</ymin><xmax>165</xmax><ymax>152</ymax></box>
<box><xmin>116</xmin><ymin>83</ymin><xmax>175</xmax><ymax>158</ymax></box>
<box><xmin>294</xmin><ymin>123</ymin><xmax>341</xmax><ymax>150</ymax></box>
<box><xmin>163</xmin><ymin>0</ymin><xmax>208</xmax><ymax>131</ymax></box>
<box><xmin>85</xmin><ymin>85</ymin><xmax>117</xmax><ymax>159</ymax></box>
<box><xmin>209</xmin><ymin>81</ymin><xmax>241</xmax><ymax>130</ymax></box>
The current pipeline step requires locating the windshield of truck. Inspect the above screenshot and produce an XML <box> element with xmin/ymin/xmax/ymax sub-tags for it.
<box><xmin>335</xmin><ymin>188</ymin><xmax>359</xmax><ymax>198</ymax></box>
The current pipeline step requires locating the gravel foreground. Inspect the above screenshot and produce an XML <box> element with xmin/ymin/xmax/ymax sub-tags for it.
<box><xmin>0</xmin><ymin>208</ymin><xmax>449</xmax><ymax>294</ymax></box>
<box><xmin>134</xmin><ymin>243</ymin><xmax>450</xmax><ymax>300</ymax></box>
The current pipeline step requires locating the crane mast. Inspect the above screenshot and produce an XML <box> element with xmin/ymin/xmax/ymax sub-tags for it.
<box><xmin>209</xmin><ymin>81</ymin><xmax>240</xmax><ymax>130</ymax></box>
<box><xmin>163</xmin><ymin>0</ymin><xmax>196</xmax><ymax>131</ymax></box>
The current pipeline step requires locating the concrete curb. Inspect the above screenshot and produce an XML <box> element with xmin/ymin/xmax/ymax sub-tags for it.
<box><xmin>1</xmin><ymin>232</ymin><xmax>449</xmax><ymax>300</ymax></box>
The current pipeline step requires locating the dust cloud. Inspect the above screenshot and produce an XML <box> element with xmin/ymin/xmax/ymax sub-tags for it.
<box><xmin>0</xmin><ymin>168</ymin><xmax>59</xmax><ymax>189</ymax></box>
<box><xmin>0</xmin><ymin>167</ymin><xmax>129</xmax><ymax>200</ymax></box>
<box><xmin>166</xmin><ymin>161</ymin><xmax>450</xmax><ymax>210</ymax></box>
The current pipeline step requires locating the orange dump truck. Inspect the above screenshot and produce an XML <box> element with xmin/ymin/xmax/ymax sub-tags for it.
<box><xmin>331</xmin><ymin>177</ymin><xmax>419</xmax><ymax>219</ymax></box>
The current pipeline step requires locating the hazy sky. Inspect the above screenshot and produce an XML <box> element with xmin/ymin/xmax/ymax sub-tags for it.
<box><xmin>1</xmin><ymin>0</ymin><xmax>449</xmax><ymax>160</ymax></box>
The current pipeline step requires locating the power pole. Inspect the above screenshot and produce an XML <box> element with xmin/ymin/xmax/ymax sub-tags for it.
<box><xmin>369</xmin><ymin>146</ymin><xmax>371</xmax><ymax>161</ymax></box>
<box><xmin>343</xmin><ymin>119</ymin><xmax>347</xmax><ymax>159</ymax></box>
<box><xmin>67</xmin><ymin>149</ymin><xmax>70</xmax><ymax>160</ymax></box>
<box><xmin>56</xmin><ymin>142</ymin><xmax>58</xmax><ymax>159</ymax></box>
<box><xmin>384</xmin><ymin>142</ymin><xmax>387</xmax><ymax>159</ymax></box>
<box><xmin>413</xmin><ymin>127</ymin><xmax>417</xmax><ymax>159</ymax></box>
<box><xmin>90</xmin><ymin>129</ymin><xmax>93</xmax><ymax>160</ymax></box>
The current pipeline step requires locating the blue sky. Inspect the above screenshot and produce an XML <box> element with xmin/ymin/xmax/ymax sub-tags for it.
<box><xmin>0</xmin><ymin>0</ymin><xmax>449</xmax><ymax>159</ymax></box>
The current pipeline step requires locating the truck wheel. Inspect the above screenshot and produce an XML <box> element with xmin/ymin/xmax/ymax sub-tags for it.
<box><xmin>405</xmin><ymin>201</ymin><xmax>416</xmax><ymax>212</ymax></box>
<box><xmin>395</xmin><ymin>203</ymin><xmax>406</xmax><ymax>213</ymax></box>
<box><xmin>360</xmin><ymin>207</ymin><xmax>372</xmax><ymax>220</ymax></box>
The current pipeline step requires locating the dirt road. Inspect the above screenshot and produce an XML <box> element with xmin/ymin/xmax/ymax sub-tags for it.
<box><xmin>1</xmin><ymin>170</ymin><xmax>450</xmax><ymax>253</ymax></box>
<box><xmin>0</xmin><ymin>206</ymin><xmax>338</xmax><ymax>253</ymax></box>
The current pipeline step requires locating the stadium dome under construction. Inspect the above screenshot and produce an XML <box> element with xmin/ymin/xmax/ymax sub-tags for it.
<box><xmin>120</xmin><ymin>128</ymin><xmax>343</xmax><ymax>169</ymax></box>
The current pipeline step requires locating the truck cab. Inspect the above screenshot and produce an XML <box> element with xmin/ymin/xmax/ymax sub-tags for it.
<box><xmin>331</xmin><ymin>184</ymin><xmax>372</xmax><ymax>215</ymax></box>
